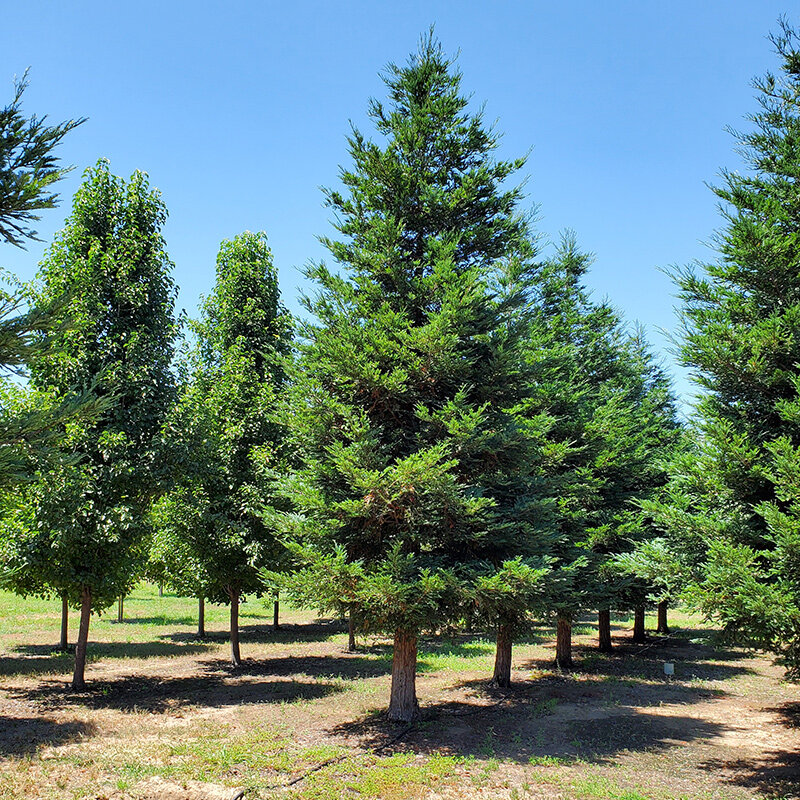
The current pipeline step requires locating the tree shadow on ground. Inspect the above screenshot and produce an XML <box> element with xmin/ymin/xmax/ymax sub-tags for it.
<box><xmin>329</xmin><ymin>678</ymin><xmax>729</xmax><ymax>765</ymax></box>
<box><xmin>524</xmin><ymin>638</ymin><xmax>757</xmax><ymax>686</ymax></box>
<box><xmin>0</xmin><ymin>716</ymin><xmax>97</xmax><ymax>756</ymax></box>
<box><xmin>0</xmin><ymin>640</ymin><xmax>213</xmax><ymax>678</ymax></box>
<box><xmin>703</xmin><ymin>750</ymin><xmax>800</xmax><ymax>799</ymax></box>
<box><xmin>703</xmin><ymin>700</ymin><xmax>800</xmax><ymax>798</ymax></box>
<box><xmin>112</xmin><ymin>615</ymin><xmax>197</xmax><ymax>626</ymax></box>
<box><xmin>13</xmin><ymin>669</ymin><xmax>344</xmax><ymax>713</ymax></box>
<box><xmin>167</xmin><ymin>620</ymin><xmax>342</xmax><ymax>646</ymax></box>
<box><xmin>205</xmin><ymin>653</ymin><xmax>392</xmax><ymax>680</ymax></box>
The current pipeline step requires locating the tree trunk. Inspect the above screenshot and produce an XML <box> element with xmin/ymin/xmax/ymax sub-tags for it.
<box><xmin>273</xmin><ymin>593</ymin><xmax>280</xmax><ymax>629</ymax></box>
<box><xmin>198</xmin><ymin>595</ymin><xmax>205</xmax><ymax>639</ymax></box>
<box><xmin>598</xmin><ymin>608</ymin><xmax>612</xmax><ymax>653</ymax></box>
<box><xmin>72</xmin><ymin>586</ymin><xmax>92</xmax><ymax>690</ymax></box>
<box><xmin>117</xmin><ymin>595</ymin><xmax>124</xmax><ymax>623</ymax></box>
<box><xmin>633</xmin><ymin>604</ymin><xmax>646</xmax><ymax>643</ymax></box>
<box><xmin>556</xmin><ymin>614</ymin><xmax>573</xmax><ymax>670</ymax></box>
<box><xmin>228</xmin><ymin>588</ymin><xmax>241</xmax><ymax>667</ymax></box>
<box><xmin>387</xmin><ymin>628</ymin><xmax>419</xmax><ymax>722</ymax></box>
<box><xmin>656</xmin><ymin>600</ymin><xmax>669</xmax><ymax>634</ymax></box>
<box><xmin>158</xmin><ymin>583</ymin><xmax>163</xmax><ymax>597</ymax></box>
<box><xmin>60</xmin><ymin>593</ymin><xmax>69</xmax><ymax>651</ymax></box>
<box><xmin>492</xmin><ymin>623</ymin><xmax>513</xmax><ymax>687</ymax></box>
<box><xmin>347</xmin><ymin>613</ymin><xmax>357</xmax><ymax>652</ymax></box>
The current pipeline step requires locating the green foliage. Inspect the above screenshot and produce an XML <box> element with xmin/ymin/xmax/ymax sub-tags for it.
<box><xmin>282</xmin><ymin>33</ymin><xmax>540</xmax><ymax>640</ymax></box>
<box><xmin>0</xmin><ymin>72</ymin><xmax>84</xmax><ymax>248</ymax></box>
<box><xmin>658</xmin><ymin>20</ymin><xmax>800</xmax><ymax>675</ymax></box>
<box><xmin>154</xmin><ymin>231</ymin><xmax>292</xmax><ymax>606</ymax></box>
<box><xmin>0</xmin><ymin>77</ymin><xmax>97</xmax><ymax>489</ymax></box>
<box><xmin>1</xmin><ymin>159</ymin><xmax>177</xmax><ymax>610</ymax></box>
<box><xmin>527</xmin><ymin>235</ymin><xmax>681</xmax><ymax>621</ymax></box>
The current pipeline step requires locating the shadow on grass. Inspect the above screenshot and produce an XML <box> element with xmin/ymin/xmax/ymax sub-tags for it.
<box><xmin>112</xmin><ymin>615</ymin><xmax>197</xmax><ymax>626</ymax></box>
<box><xmin>523</xmin><ymin>636</ymin><xmax>757</xmax><ymax>686</ymax></box>
<box><xmin>0</xmin><ymin>640</ymin><xmax>213</xmax><ymax>677</ymax></box>
<box><xmin>206</xmin><ymin>653</ymin><xmax>392</xmax><ymax>680</ymax></box>
<box><xmin>167</xmin><ymin>619</ymin><xmax>343</xmax><ymax>646</ymax></box>
<box><xmin>14</xmin><ymin>669</ymin><xmax>344</xmax><ymax>713</ymax></box>
<box><xmin>0</xmin><ymin>716</ymin><xmax>97</xmax><ymax>756</ymax></box>
<box><xmin>330</xmin><ymin>678</ymin><xmax>730</xmax><ymax>765</ymax></box>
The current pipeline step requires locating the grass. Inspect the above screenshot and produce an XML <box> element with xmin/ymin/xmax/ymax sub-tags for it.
<box><xmin>0</xmin><ymin>585</ymin><xmax>794</xmax><ymax>800</ymax></box>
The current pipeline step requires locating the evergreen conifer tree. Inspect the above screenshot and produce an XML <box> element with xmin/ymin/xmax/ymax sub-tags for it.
<box><xmin>282</xmin><ymin>34</ymin><xmax>537</xmax><ymax>720</ymax></box>
<box><xmin>530</xmin><ymin>237</ymin><xmax>680</xmax><ymax>665</ymax></box>
<box><xmin>660</xmin><ymin>20</ymin><xmax>800</xmax><ymax>675</ymax></box>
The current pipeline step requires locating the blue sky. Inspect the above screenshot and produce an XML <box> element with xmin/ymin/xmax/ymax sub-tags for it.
<box><xmin>1</xmin><ymin>2</ymin><xmax>792</xmax><ymax>404</ymax></box>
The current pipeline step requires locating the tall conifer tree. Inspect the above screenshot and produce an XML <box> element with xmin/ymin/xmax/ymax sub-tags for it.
<box><xmin>283</xmin><ymin>34</ymin><xmax>536</xmax><ymax>721</ymax></box>
<box><xmin>660</xmin><ymin>21</ymin><xmax>800</xmax><ymax>675</ymax></box>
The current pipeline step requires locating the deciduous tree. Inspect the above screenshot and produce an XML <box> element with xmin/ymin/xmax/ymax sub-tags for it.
<box><xmin>2</xmin><ymin>160</ymin><xmax>177</xmax><ymax>689</ymax></box>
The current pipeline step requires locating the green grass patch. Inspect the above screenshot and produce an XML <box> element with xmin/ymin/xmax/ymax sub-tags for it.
<box><xmin>290</xmin><ymin>752</ymin><xmax>461</xmax><ymax>800</ymax></box>
<box><xmin>572</xmin><ymin>775</ymin><xmax>651</xmax><ymax>800</ymax></box>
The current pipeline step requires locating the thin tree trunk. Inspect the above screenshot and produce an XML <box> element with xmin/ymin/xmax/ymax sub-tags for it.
<box><xmin>72</xmin><ymin>586</ymin><xmax>91</xmax><ymax>690</ymax></box>
<box><xmin>492</xmin><ymin>623</ymin><xmax>513</xmax><ymax>687</ymax></box>
<box><xmin>556</xmin><ymin>614</ymin><xmax>573</xmax><ymax>670</ymax></box>
<box><xmin>656</xmin><ymin>600</ymin><xmax>669</xmax><ymax>634</ymax></box>
<box><xmin>228</xmin><ymin>588</ymin><xmax>241</xmax><ymax>667</ymax></box>
<box><xmin>598</xmin><ymin>608</ymin><xmax>612</xmax><ymax>653</ymax></box>
<box><xmin>347</xmin><ymin>613</ymin><xmax>357</xmax><ymax>652</ymax></box>
<box><xmin>198</xmin><ymin>595</ymin><xmax>205</xmax><ymax>638</ymax></box>
<box><xmin>273</xmin><ymin>593</ymin><xmax>280</xmax><ymax>629</ymax></box>
<box><xmin>117</xmin><ymin>595</ymin><xmax>123</xmax><ymax>623</ymax></box>
<box><xmin>158</xmin><ymin>583</ymin><xmax>163</xmax><ymax>597</ymax></box>
<box><xmin>60</xmin><ymin>593</ymin><xmax>69</xmax><ymax>651</ymax></box>
<box><xmin>633</xmin><ymin>604</ymin><xmax>646</xmax><ymax>643</ymax></box>
<box><xmin>387</xmin><ymin>628</ymin><xmax>419</xmax><ymax>722</ymax></box>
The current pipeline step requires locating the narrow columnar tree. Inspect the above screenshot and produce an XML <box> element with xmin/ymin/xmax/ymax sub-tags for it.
<box><xmin>1</xmin><ymin>160</ymin><xmax>177</xmax><ymax>689</ymax></box>
<box><xmin>656</xmin><ymin>21</ymin><xmax>800</xmax><ymax>676</ymax></box>
<box><xmin>155</xmin><ymin>231</ymin><xmax>292</xmax><ymax>666</ymax></box>
<box><xmin>283</xmin><ymin>34</ymin><xmax>538</xmax><ymax>721</ymax></box>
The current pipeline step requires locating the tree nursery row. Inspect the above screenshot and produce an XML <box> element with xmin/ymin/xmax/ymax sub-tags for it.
<box><xmin>1</xmin><ymin>23</ymin><xmax>799</xmax><ymax>724</ymax></box>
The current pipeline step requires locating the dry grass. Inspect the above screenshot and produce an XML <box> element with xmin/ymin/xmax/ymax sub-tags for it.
<box><xmin>0</xmin><ymin>585</ymin><xmax>798</xmax><ymax>800</ymax></box>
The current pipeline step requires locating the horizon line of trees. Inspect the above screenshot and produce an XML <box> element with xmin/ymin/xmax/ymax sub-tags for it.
<box><xmin>1</xmin><ymin>20</ymin><xmax>800</xmax><ymax>722</ymax></box>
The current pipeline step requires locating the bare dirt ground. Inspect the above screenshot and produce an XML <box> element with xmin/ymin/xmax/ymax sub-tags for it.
<box><xmin>0</xmin><ymin>590</ymin><xmax>797</xmax><ymax>800</ymax></box>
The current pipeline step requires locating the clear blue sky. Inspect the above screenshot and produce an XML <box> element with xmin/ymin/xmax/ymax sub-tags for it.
<box><xmin>1</xmin><ymin>2</ymin><xmax>792</xmax><ymax>404</ymax></box>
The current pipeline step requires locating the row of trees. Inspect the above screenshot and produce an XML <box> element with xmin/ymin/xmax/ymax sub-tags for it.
<box><xmin>2</xmin><ymin>22</ymin><xmax>800</xmax><ymax>720</ymax></box>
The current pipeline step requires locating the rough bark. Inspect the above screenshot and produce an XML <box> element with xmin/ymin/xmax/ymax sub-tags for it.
<box><xmin>347</xmin><ymin>614</ymin><xmax>357</xmax><ymax>652</ymax></box>
<box><xmin>198</xmin><ymin>595</ymin><xmax>205</xmax><ymax>638</ymax></box>
<box><xmin>492</xmin><ymin>623</ymin><xmax>513</xmax><ymax>687</ymax></box>
<box><xmin>117</xmin><ymin>595</ymin><xmax>124</xmax><ymax>623</ymax></box>
<box><xmin>273</xmin><ymin>594</ymin><xmax>280</xmax><ymax>629</ymax></box>
<box><xmin>656</xmin><ymin>600</ymin><xmax>669</xmax><ymax>634</ymax></box>
<box><xmin>387</xmin><ymin>628</ymin><xmax>419</xmax><ymax>722</ymax></box>
<box><xmin>228</xmin><ymin>588</ymin><xmax>241</xmax><ymax>666</ymax></box>
<box><xmin>633</xmin><ymin>604</ymin><xmax>646</xmax><ymax>643</ymax></box>
<box><xmin>556</xmin><ymin>615</ymin><xmax>573</xmax><ymax>670</ymax></box>
<box><xmin>72</xmin><ymin>586</ymin><xmax>92</xmax><ymax>690</ymax></box>
<box><xmin>60</xmin><ymin>593</ymin><xmax>69</xmax><ymax>651</ymax></box>
<box><xmin>598</xmin><ymin>608</ymin><xmax>613</xmax><ymax>652</ymax></box>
